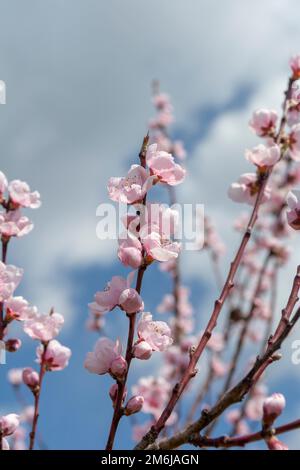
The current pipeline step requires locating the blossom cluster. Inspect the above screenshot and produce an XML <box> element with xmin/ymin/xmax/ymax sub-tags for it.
<box><xmin>0</xmin><ymin>172</ymin><xmax>70</xmax><ymax>451</ymax></box>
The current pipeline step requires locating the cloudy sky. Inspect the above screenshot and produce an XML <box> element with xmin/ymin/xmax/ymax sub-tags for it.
<box><xmin>1</xmin><ymin>0</ymin><xmax>300</xmax><ymax>450</ymax></box>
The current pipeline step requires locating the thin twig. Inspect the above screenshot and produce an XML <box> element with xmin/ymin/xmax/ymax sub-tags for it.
<box><xmin>29</xmin><ymin>343</ymin><xmax>48</xmax><ymax>450</ymax></box>
<box><xmin>190</xmin><ymin>418</ymin><xmax>300</xmax><ymax>449</ymax></box>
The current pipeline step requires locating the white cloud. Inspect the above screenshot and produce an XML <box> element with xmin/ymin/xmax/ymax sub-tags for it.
<box><xmin>1</xmin><ymin>1</ymin><xmax>300</xmax><ymax>333</ymax></box>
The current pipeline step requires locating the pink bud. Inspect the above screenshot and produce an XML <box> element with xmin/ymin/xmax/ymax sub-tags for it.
<box><xmin>125</xmin><ymin>396</ymin><xmax>144</xmax><ymax>415</ymax></box>
<box><xmin>110</xmin><ymin>356</ymin><xmax>127</xmax><ymax>379</ymax></box>
<box><xmin>263</xmin><ymin>393</ymin><xmax>286</xmax><ymax>426</ymax></box>
<box><xmin>133</xmin><ymin>340</ymin><xmax>152</xmax><ymax>360</ymax></box>
<box><xmin>5</xmin><ymin>338</ymin><xmax>22</xmax><ymax>352</ymax></box>
<box><xmin>0</xmin><ymin>414</ymin><xmax>20</xmax><ymax>436</ymax></box>
<box><xmin>119</xmin><ymin>288</ymin><xmax>144</xmax><ymax>314</ymax></box>
<box><xmin>290</xmin><ymin>55</ymin><xmax>300</xmax><ymax>79</ymax></box>
<box><xmin>22</xmin><ymin>368</ymin><xmax>39</xmax><ymax>390</ymax></box>
<box><xmin>266</xmin><ymin>436</ymin><xmax>289</xmax><ymax>450</ymax></box>
<box><xmin>109</xmin><ymin>384</ymin><xmax>127</xmax><ymax>404</ymax></box>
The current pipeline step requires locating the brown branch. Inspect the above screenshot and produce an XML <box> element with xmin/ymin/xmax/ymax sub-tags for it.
<box><xmin>185</xmin><ymin>354</ymin><xmax>214</xmax><ymax>425</ymax></box>
<box><xmin>29</xmin><ymin>343</ymin><xmax>48</xmax><ymax>450</ymax></box>
<box><xmin>144</xmin><ymin>267</ymin><xmax>300</xmax><ymax>450</ymax></box>
<box><xmin>215</xmin><ymin>252</ymin><xmax>272</xmax><ymax>406</ymax></box>
<box><xmin>105</xmin><ymin>134</ymin><xmax>149</xmax><ymax>451</ymax></box>
<box><xmin>0</xmin><ymin>239</ymin><xmax>9</xmax><ymax>340</ymax></box>
<box><xmin>189</xmin><ymin>418</ymin><xmax>300</xmax><ymax>449</ymax></box>
<box><xmin>229</xmin><ymin>261</ymin><xmax>280</xmax><ymax>437</ymax></box>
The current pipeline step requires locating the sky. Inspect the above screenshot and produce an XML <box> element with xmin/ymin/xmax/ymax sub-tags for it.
<box><xmin>1</xmin><ymin>0</ymin><xmax>300</xmax><ymax>450</ymax></box>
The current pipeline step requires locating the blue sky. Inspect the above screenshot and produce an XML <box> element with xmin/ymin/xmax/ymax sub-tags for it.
<box><xmin>1</xmin><ymin>0</ymin><xmax>300</xmax><ymax>450</ymax></box>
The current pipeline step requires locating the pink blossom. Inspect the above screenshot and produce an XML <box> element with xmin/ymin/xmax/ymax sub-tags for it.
<box><xmin>152</xmin><ymin>93</ymin><xmax>171</xmax><ymax>110</ymax></box>
<box><xmin>0</xmin><ymin>171</ymin><xmax>8</xmax><ymax>199</ymax></box>
<box><xmin>137</xmin><ymin>312</ymin><xmax>173</xmax><ymax>352</ymax></box>
<box><xmin>141</xmin><ymin>229</ymin><xmax>181</xmax><ymax>262</ymax></box>
<box><xmin>125</xmin><ymin>396</ymin><xmax>144</xmax><ymax>415</ymax></box>
<box><xmin>139</xmin><ymin>203</ymin><xmax>179</xmax><ymax>238</ymax></box>
<box><xmin>4</xmin><ymin>296</ymin><xmax>33</xmax><ymax>321</ymax></box>
<box><xmin>92</xmin><ymin>276</ymin><xmax>128</xmax><ymax>314</ymax></box>
<box><xmin>226</xmin><ymin>409</ymin><xmax>250</xmax><ymax>435</ymax></box>
<box><xmin>110</xmin><ymin>355</ymin><xmax>127</xmax><ymax>379</ymax></box>
<box><xmin>157</xmin><ymin>293</ymin><xmax>175</xmax><ymax>313</ymax></box>
<box><xmin>0</xmin><ymin>414</ymin><xmax>20</xmax><ymax>436</ymax></box>
<box><xmin>258</xmin><ymin>237</ymin><xmax>290</xmax><ymax>264</ymax></box>
<box><xmin>286</xmin><ymin>190</ymin><xmax>300</xmax><ymax>230</ymax></box>
<box><xmin>149</xmin><ymin>111</ymin><xmax>174</xmax><ymax>129</ymax></box>
<box><xmin>228</xmin><ymin>173</ymin><xmax>270</xmax><ymax>205</ymax></box>
<box><xmin>8</xmin><ymin>180</ymin><xmax>41</xmax><ymax>209</ymax></box>
<box><xmin>263</xmin><ymin>393</ymin><xmax>286</xmax><ymax>425</ymax></box>
<box><xmin>0</xmin><ymin>262</ymin><xmax>23</xmax><ymax>302</ymax></box>
<box><xmin>206</xmin><ymin>331</ymin><xmax>224</xmax><ymax>352</ymax></box>
<box><xmin>20</xmin><ymin>406</ymin><xmax>35</xmax><ymax>424</ymax></box>
<box><xmin>108</xmin><ymin>165</ymin><xmax>154</xmax><ymax>204</ymax></box>
<box><xmin>22</xmin><ymin>367</ymin><xmax>39</xmax><ymax>389</ymax></box>
<box><xmin>24</xmin><ymin>312</ymin><xmax>64</xmax><ymax>342</ymax></box>
<box><xmin>245</xmin><ymin>395</ymin><xmax>265</xmax><ymax>421</ymax></box>
<box><xmin>287</xmin><ymin>84</ymin><xmax>300</xmax><ymax>125</ymax></box>
<box><xmin>164</xmin><ymin>345</ymin><xmax>189</xmax><ymax>370</ymax></box>
<box><xmin>133</xmin><ymin>340</ymin><xmax>152</xmax><ymax>360</ymax></box>
<box><xmin>226</xmin><ymin>408</ymin><xmax>241</xmax><ymax>424</ymax></box>
<box><xmin>289</xmin><ymin>124</ymin><xmax>300</xmax><ymax>161</ymax></box>
<box><xmin>159</xmin><ymin>259</ymin><xmax>177</xmax><ymax>273</ymax></box>
<box><xmin>157</xmin><ymin>287</ymin><xmax>193</xmax><ymax>319</ymax></box>
<box><xmin>7</xmin><ymin>368</ymin><xmax>23</xmax><ymax>386</ymax></box>
<box><xmin>290</xmin><ymin>55</ymin><xmax>300</xmax><ymax>79</ymax></box>
<box><xmin>146</xmin><ymin>144</ymin><xmax>186</xmax><ymax>186</ymax></box>
<box><xmin>0</xmin><ymin>210</ymin><xmax>33</xmax><ymax>238</ymax></box>
<box><xmin>253</xmin><ymin>298</ymin><xmax>271</xmax><ymax>320</ymax></box>
<box><xmin>211</xmin><ymin>356</ymin><xmax>227</xmax><ymax>377</ymax></box>
<box><xmin>132</xmin><ymin>376</ymin><xmax>171</xmax><ymax>418</ymax></box>
<box><xmin>245</xmin><ymin>144</ymin><xmax>280</xmax><ymax>169</ymax></box>
<box><xmin>173</xmin><ymin>141</ymin><xmax>186</xmax><ymax>160</ymax></box>
<box><xmin>249</xmin><ymin>109</ymin><xmax>278</xmax><ymax>137</ymax></box>
<box><xmin>84</xmin><ymin>337</ymin><xmax>123</xmax><ymax>375</ymax></box>
<box><xmin>37</xmin><ymin>339</ymin><xmax>71</xmax><ymax>371</ymax></box>
<box><xmin>91</xmin><ymin>274</ymin><xmax>143</xmax><ymax>315</ymax></box>
<box><xmin>266</xmin><ymin>437</ymin><xmax>288</xmax><ymax>451</ymax></box>
<box><xmin>204</xmin><ymin>217</ymin><xmax>226</xmax><ymax>257</ymax></box>
<box><xmin>119</xmin><ymin>288</ymin><xmax>144</xmax><ymax>314</ymax></box>
<box><xmin>118</xmin><ymin>233</ymin><xmax>143</xmax><ymax>269</ymax></box>
<box><xmin>85</xmin><ymin>315</ymin><xmax>105</xmax><ymax>332</ymax></box>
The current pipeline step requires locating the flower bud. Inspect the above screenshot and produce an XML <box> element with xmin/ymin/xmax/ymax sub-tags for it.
<box><xmin>119</xmin><ymin>288</ymin><xmax>144</xmax><ymax>314</ymax></box>
<box><xmin>266</xmin><ymin>436</ymin><xmax>288</xmax><ymax>450</ymax></box>
<box><xmin>263</xmin><ymin>393</ymin><xmax>286</xmax><ymax>426</ymax></box>
<box><xmin>109</xmin><ymin>384</ymin><xmax>127</xmax><ymax>404</ymax></box>
<box><xmin>110</xmin><ymin>356</ymin><xmax>127</xmax><ymax>379</ymax></box>
<box><xmin>5</xmin><ymin>338</ymin><xmax>22</xmax><ymax>352</ymax></box>
<box><xmin>0</xmin><ymin>414</ymin><xmax>20</xmax><ymax>436</ymax></box>
<box><xmin>125</xmin><ymin>396</ymin><xmax>144</xmax><ymax>416</ymax></box>
<box><xmin>133</xmin><ymin>340</ymin><xmax>152</xmax><ymax>360</ymax></box>
<box><xmin>22</xmin><ymin>368</ymin><xmax>39</xmax><ymax>391</ymax></box>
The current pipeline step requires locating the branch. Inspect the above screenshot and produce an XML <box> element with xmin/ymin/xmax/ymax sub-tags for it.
<box><xmin>189</xmin><ymin>418</ymin><xmax>300</xmax><ymax>449</ymax></box>
<box><xmin>29</xmin><ymin>342</ymin><xmax>48</xmax><ymax>450</ymax></box>
<box><xmin>134</xmin><ymin>169</ymin><xmax>270</xmax><ymax>450</ymax></box>
<box><xmin>223</xmin><ymin>252</ymin><xmax>271</xmax><ymax>390</ymax></box>
<box><xmin>105</xmin><ymin>135</ymin><xmax>149</xmax><ymax>451</ymax></box>
<box><xmin>144</xmin><ymin>266</ymin><xmax>300</xmax><ymax>449</ymax></box>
